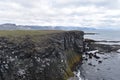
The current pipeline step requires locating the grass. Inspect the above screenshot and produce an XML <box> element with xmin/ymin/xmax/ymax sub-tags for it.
<box><xmin>66</xmin><ymin>50</ymin><xmax>82</xmax><ymax>69</ymax></box>
<box><xmin>64</xmin><ymin>50</ymin><xmax>82</xmax><ymax>80</ymax></box>
<box><xmin>0</xmin><ymin>30</ymin><xmax>64</xmax><ymax>43</ymax></box>
<box><xmin>0</xmin><ymin>30</ymin><xmax>63</xmax><ymax>37</ymax></box>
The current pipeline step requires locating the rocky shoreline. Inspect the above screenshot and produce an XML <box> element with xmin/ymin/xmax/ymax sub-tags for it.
<box><xmin>68</xmin><ymin>37</ymin><xmax>120</xmax><ymax>80</ymax></box>
<box><xmin>83</xmin><ymin>38</ymin><xmax>120</xmax><ymax>64</ymax></box>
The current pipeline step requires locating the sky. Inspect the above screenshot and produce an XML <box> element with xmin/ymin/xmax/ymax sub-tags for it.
<box><xmin>0</xmin><ymin>0</ymin><xmax>120</xmax><ymax>28</ymax></box>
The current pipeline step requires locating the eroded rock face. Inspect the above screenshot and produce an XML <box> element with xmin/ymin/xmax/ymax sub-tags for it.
<box><xmin>0</xmin><ymin>31</ymin><xmax>84</xmax><ymax>80</ymax></box>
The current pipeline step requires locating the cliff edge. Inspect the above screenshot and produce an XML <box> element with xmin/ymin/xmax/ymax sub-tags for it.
<box><xmin>0</xmin><ymin>31</ymin><xmax>84</xmax><ymax>80</ymax></box>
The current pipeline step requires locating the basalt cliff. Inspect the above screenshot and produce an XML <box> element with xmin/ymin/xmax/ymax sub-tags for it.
<box><xmin>0</xmin><ymin>31</ymin><xmax>84</xmax><ymax>80</ymax></box>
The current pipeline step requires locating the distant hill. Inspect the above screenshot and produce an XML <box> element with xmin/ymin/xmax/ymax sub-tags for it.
<box><xmin>0</xmin><ymin>23</ymin><xmax>96</xmax><ymax>30</ymax></box>
<box><xmin>0</xmin><ymin>23</ymin><xmax>18</xmax><ymax>30</ymax></box>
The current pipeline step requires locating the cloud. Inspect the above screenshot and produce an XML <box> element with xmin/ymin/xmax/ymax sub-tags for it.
<box><xmin>0</xmin><ymin>0</ymin><xmax>120</xmax><ymax>28</ymax></box>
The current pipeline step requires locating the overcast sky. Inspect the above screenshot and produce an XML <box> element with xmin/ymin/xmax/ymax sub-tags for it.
<box><xmin>0</xmin><ymin>0</ymin><xmax>120</xmax><ymax>28</ymax></box>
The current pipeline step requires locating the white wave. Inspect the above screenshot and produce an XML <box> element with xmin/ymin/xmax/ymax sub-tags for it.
<box><xmin>73</xmin><ymin>70</ymin><xmax>85</xmax><ymax>80</ymax></box>
<box><xmin>117</xmin><ymin>49</ymin><xmax>120</xmax><ymax>53</ymax></box>
<box><xmin>87</xmin><ymin>50</ymin><xmax>99</xmax><ymax>54</ymax></box>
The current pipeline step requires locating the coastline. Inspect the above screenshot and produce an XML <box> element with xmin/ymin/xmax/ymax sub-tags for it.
<box><xmin>0</xmin><ymin>30</ymin><xmax>120</xmax><ymax>80</ymax></box>
<box><xmin>69</xmin><ymin>31</ymin><xmax>120</xmax><ymax>80</ymax></box>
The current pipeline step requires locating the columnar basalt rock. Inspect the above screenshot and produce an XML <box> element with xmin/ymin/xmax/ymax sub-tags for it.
<box><xmin>0</xmin><ymin>31</ymin><xmax>84</xmax><ymax>80</ymax></box>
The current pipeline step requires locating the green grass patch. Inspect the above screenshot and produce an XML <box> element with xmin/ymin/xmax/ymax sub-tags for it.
<box><xmin>64</xmin><ymin>50</ymin><xmax>82</xmax><ymax>80</ymax></box>
<box><xmin>0</xmin><ymin>30</ymin><xmax>63</xmax><ymax>37</ymax></box>
<box><xmin>0</xmin><ymin>30</ymin><xmax>64</xmax><ymax>43</ymax></box>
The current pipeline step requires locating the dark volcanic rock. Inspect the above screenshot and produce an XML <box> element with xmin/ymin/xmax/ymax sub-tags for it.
<box><xmin>98</xmin><ymin>60</ymin><xmax>102</xmax><ymax>64</ymax></box>
<box><xmin>0</xmin><ymin>31</ymin><xmax>84</xmax><ymax>80</ymax></box>
<box><xmin>93</xmin><ymin>54</ymin><xmax>100</xmax><ymax>59</ymax></box>
<box><xmin>88</xmin><ymin>53</ymin><xmax>93</xmax><ymax>59</ymax></box>
<box><xmin>84</xmin><ymin>39</ymin><xmax>120</xmax><ymax>53</ymax></box>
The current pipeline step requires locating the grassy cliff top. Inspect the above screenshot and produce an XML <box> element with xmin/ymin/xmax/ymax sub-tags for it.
<box><xmin>0</xmin><ymin>30</ymin><xmax>65</xmax><ymax>44</ymax></box>
<box><xmin>0</xmin><ymin>30</ymin><xmax>64</xmax><ymax>37</ymax></box>
<box><xmin>0</xmin><ymin>30</ymin><xmax>83</xmax><ymax>45</ymax></box>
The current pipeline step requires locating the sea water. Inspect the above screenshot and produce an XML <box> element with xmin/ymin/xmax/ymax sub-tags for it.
<box><xmin>84</xmin><ymin>29</ymin><xmax>120</xmax><ymax>41</ymax></box>
<box><xmin>77</xmin><ymin>29</ymin><xmax>120</xmax><ymax>80</ymax></box>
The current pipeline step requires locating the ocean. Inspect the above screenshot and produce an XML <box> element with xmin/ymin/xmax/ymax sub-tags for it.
<box><xmin>76</xmin><ymin>29</ymin><xmax>120</xmax><ymax>80</ymax></box>
<box><xmin>84</xmin><ymin>29</ymin><xmax>120</xmax><ymax>45</ymax></box>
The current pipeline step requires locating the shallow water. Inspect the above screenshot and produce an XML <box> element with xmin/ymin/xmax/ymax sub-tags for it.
<box><xmin>80</xmin><ymin>52</ymin><xmax>120</xmax><ymax>80</ymax></box>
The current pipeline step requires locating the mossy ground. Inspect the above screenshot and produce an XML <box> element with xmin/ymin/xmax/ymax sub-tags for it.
<box><xmin>0</xmin><ymin>30</ymin><xmax>64</xmax><ymax>43</ymax></box>
<box><xmin>64</xmin><ymin>50</ymin><xmax>82</xmax><ymax>80</ymax></box>
<box><xmin>0</xmin><ymin>30</ymin><xmax>63</xmax><ymax>37</ymax></box>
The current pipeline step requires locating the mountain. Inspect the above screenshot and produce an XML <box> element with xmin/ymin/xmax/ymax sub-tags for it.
<box><xmin>0</xmin><ymin>23</ymin><xmax>96</xmax><ymax>30</ymax></box>
<box><xmin>0</xmin><ymin>23</ymin><xmax>18</xmax><ymax>30</ymax></box>
<box><xmin>54</xmin><ymin>26</ymin><xmax>96</xmax><ymax>30</ymax></box>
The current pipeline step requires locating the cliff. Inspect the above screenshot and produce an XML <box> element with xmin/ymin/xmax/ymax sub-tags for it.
<box><xmin>0</xmin><ymin>31</ymin><xmax>84</xmax><ymax>80</ymax></box>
